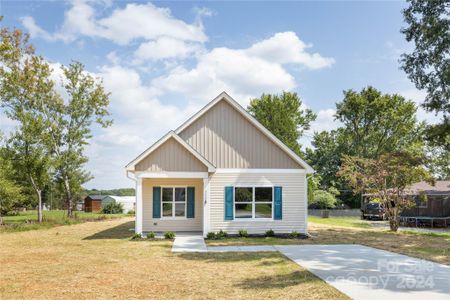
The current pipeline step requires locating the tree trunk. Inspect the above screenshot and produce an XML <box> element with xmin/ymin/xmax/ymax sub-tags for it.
<box><xmin>389</xmin><ymin>207</ymin><xmax>399</xmax><ymax>232</ymax></box>
<box><xmin>63</xmin><ymin>176</ymin><xmax>73</xmax><ymax>217</ymax></box>
<box><xmin>29</xmin><ymin>176</ymin><xmax>43</xmax><ymax>223</ymax></box>
<box><xmin>37</xmin><ymin>190</ymin><xmax>43</xmax><ymax>223</ymax></box>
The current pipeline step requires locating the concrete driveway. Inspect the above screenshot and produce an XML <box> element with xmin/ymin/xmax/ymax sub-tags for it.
<box><xmin>276</xmin><ymin>244</ymin><xmax>450</xmax><ymax>300</ymax></box>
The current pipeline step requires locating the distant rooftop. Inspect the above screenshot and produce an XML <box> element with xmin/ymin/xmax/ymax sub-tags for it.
<box><xmin>407</xmin><ymin>181</ymin><xmax>450</xmax><ymax>195</ymax></box>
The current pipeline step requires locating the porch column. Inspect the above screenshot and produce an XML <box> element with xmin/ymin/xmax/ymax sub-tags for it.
<box><xmin>135</xmin><ymin>177</ymin><xmax>143</xmax><ymax>236</ymax></box>
<box><xmin>203</xmin><ymin>177</ymin><xmax>210</xmax><ymax>237</ymax></box>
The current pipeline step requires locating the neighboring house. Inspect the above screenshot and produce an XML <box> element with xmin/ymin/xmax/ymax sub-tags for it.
<box><xmin>125</xmin><ymin>92</ymin><xmax>314</xmax><ymax>237</ymax></box>
<box><xmin>109</xmin><ymin>196</ymin><xmax>136</xmax><ymax>213</ymax></box>
<box><xmin>401</xmin><ymin>181</ymin><xmax>450</xmax><ymax>218</ymax></box>
<box><xmin>362</xmin><ymin>180</ymin><xmax>450</xmax><ymax>227</ymax></box>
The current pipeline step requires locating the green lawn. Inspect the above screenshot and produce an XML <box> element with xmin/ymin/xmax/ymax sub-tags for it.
<box><xmin>1</xmin><ymin>210</ymin><xmax>128</xmax><ymax>233</ymax></box>
<box><xmin>308</xmin><ymin>215</ymin><xmax>372</xmax><ymax>228</ymax></box>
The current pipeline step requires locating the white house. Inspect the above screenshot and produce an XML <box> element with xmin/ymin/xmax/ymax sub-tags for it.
<box><xmin>109</xmin><ymin>196</ymin><xmax>136</xmax><ymax>213</ymax></box>
<box><xmin>125</xmin><ymin>92</ymin><xmax>313</xmax><ymax>237</ymax></box>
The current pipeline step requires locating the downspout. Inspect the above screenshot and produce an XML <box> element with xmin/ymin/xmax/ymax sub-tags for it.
<box><xmin>305</xmin><ymin>173</ymin><xmax>313</xmax><ymax>237</ymax></box>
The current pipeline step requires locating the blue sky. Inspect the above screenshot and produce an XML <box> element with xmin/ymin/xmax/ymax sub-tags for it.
<box><xmin>0</xmin><ymin>0</ymin><xmax>435</xmax><ymax>189</ymax></box>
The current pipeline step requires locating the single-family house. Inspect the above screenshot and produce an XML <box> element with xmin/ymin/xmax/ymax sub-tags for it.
<box><xmin>125</xmin><ymin>92</ymin><xmax>314</xmax><ymax>237</ymax></box>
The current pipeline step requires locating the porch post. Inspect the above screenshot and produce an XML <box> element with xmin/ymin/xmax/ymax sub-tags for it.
<box><xmin>203</xmin><ymin>177</ymin><xmax>210</xmax><ymax>237</ymax></box>
<box><xmin>135</xmin><ymin>177</ymin><xmax>143</xmax><ymax>236</ymax></box>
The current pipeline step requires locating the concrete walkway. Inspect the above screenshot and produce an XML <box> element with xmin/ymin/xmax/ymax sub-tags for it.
<box><xmin>276</xmin><ymin>244</ymin><xmax>450</xmax><ymax>300</ymax></box>
<box><xmin>173</xmin><ymin>237</ymin><xmax>450</xmax><ymax>300</ymax></box>
<box><xmin>171</xmin><ymin>232</ymin><xmax>207</xmax><ymax>252</ymax></box>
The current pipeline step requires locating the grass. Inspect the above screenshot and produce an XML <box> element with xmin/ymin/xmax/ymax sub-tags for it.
<box><xmin>0</xmin><ymin>217</ymin><xmax>348</xmax><ymax>299</ymax></box>
<box><xmin>308</xmin><ymin>215</ymin><xmax>372</xmax><ymax>228</ymax></box>
<box><xmin>207</xmin><ymin>220</ymin><xmax>450</xmax><ymax>266</ymax></box>
<box><xmin>0</xmin><ymin>210</ymin><xmax>128</xmax><ymax>233</ymax></box>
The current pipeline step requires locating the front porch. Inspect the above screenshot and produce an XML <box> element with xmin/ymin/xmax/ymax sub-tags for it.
<box><xmin>131</xmin><ymin>171</ymin><xmax>210</xmax><ymax>237</ymax></box>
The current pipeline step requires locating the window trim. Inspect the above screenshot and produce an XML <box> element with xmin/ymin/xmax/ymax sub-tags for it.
<box><xmin>233</xmin><ymin>185</ymin><xmax>274</xmax><ymax>220</ymax></box>
<box><xmin>161</xmin><ymin>186</ymin><xmax>188</xmax><ymax>219</ymax></box>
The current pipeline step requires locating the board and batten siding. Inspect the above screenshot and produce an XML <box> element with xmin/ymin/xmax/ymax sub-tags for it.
<box><xmin>208</xmin><ymin>172</ymin><xmax>307</xmax><ymax>234</ymax></box>
<box><xmin>135</xmin><ymin>137</ymin><xmax>207</xmax><ymax>172</ymax></box>
<box><xmin>142</xmin><ymin>178</ymin><xmax>203</xmax><ymax>232</ymax></box>
<box><xmin>178</xmin><ymin>99</ymin><xmax>302</xmax><ymax>169</ymax></box>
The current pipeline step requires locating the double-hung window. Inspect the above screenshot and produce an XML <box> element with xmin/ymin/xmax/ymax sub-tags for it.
<box><xmin>234</xmin><ymin>186</ymin><xmax>273</xmax><ymax>219</ymax></box>
<box><xmin>162</xmin><ymin>187</ymin><xmax>186</xmax><ymax>218</ymax></box>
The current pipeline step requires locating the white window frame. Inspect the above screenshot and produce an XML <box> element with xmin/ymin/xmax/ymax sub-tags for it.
<box><xmin>233</xmin><ymin>185</ymin><xmax>274</xmax><ymax>220</ymax></box>
<box><xmin>161</xmin><ymin>186</ymin><xmax>187</xmax><ymax>219</ymax></box>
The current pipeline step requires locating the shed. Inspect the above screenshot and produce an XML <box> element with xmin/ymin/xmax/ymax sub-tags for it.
<box><xmin>84</xmin><ymin>195</ymin><xmax>108</xmax><ymax>212</ymax></box>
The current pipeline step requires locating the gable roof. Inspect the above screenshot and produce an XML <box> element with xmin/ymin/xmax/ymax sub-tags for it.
<box><xmin>126</xmin><ymin>131</ymin><xmax>216</xmax><ymax>172</ymax></box>
<box><xmin>86</xmin><ymin>195</ymin><xmax>108</xmax><ymax>201</ymax></box>
<box><xmin>175</xmin><ymin>92</ymin><xmax>314</xmax><ymax>173</ymax></box>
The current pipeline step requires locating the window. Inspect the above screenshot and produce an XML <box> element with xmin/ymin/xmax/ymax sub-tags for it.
<box><xmin>234</xmin><ymin>186</ymin><xmax>273</xmax><ymax>219</ymax></box>
<box><xmin>162</xmin><ymin>187</ymin><xmax>186</xmax><ymax>218</ymax></box>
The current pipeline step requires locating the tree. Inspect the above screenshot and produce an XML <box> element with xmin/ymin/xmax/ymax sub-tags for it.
<box><xmin>338</xmin><ymin>151</ymin><xmax>431</xmax><ymax>231</ymax></box>
<box><xmin>248</xmin><ymin>92</ymin><xmax>316</xmax><ymax>155</ymax></box>
<box><xmin>42</xmin><ymin>62</ymin><xmax>112</xmax><ymax>217</ymax></box>
<box><xmin>306</xmin><ymin>87</ymin><xmax>425</xmax><ymax>207</ymax></box>
<box><xmin>0</xmin><ymin>144</ymin><xmax>24</xmax><ymax>223</ymax></box>
<box><xmin>0</xmin><ymin>25</ymin><xmax>54</xmax><ymax>222</ymax></box>
<box><xmin>425</xmin><ymin>143</ymin><xmax>450</xmax><ymax>180</ymax></box>
<box><xmin>401</xmin><ymin>0</ymin><xmax>450</xmax><ymax>149</ymax></box>
<box><xmin>306</xmin><ymin>129</ymin><xmax>348</xmax><ymax>188</ymax></box>
<box><xmin>335</xmin><ymin>86</ymin><xmax>423</xmax><ymax>158</ymax></box>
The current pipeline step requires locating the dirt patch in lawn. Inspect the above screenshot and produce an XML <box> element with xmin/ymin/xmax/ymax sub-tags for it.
<box><xmin>0</xmin><ymin>218</ymin><xmax>348</xmax><ymax>300</ymax></box>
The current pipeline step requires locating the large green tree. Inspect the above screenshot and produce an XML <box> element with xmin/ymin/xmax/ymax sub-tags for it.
<box><xmin>306</xmin><ymin>87</ymin><xmax>425</xmax><ymax>207</ymax></box>
<box><xmin>401</xmin><ymin>0</ymin><xmax>450</xmax><ymax>149</ymax></box>
<box><xmin>0</xmin><ymin>25</ymin><xmax>54</xmax><ymax>222</ymax></box>
<box><xmin>42</xmin><ymin>62</ymin><xmax>112</xmax><ymax>217</ymax></box>
<box><xmin>335</xmin><ymin>86</ymin><xmax>423</xmax><ymax>158</ymax></box>
<box><xmin>248</xmin><ymin>92</ymin><xmax>316</xmax><ymax>155</ymax></box>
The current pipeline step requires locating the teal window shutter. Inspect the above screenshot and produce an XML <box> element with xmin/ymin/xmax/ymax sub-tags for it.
<box><xmin>187</xmin><ymin>187</ymin><xmax>195</xmax><ymax>218</ymax></box>
<box><xmin>224</xmin><ymin>186</ymin><xmax>234</xmax><ymax>220</ymax></box>
<box><xmin>274</xmin><ymin>186</ymin><xmax>282</xmax><ymax>220</ymax></box>
<box><xmin>153</xmin><ymin>187</ymin><xmax>161</xmax><ymax>218</ymax></box>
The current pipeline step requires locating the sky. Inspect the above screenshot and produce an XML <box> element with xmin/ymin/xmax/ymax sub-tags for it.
<box><xmin>0</xmin><ymin>0</ymin><xmax>439</xmax><ymax>189</ymax></box>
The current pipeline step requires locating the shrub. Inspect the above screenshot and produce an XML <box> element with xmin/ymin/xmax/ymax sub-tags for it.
<box><xmin>127</xmin><ymin>209</ymin><xmax>135</xmax><ymax>215</ymax></box>
<box><xmin>265</xmin><ymin>229</ymin><xmax>275</xmax><ymax>237</ymax></box>
<box><xmin>217</xmin><ymin>230</ymin><xmax>228</xmax><ymax>239</ymax></box>
<box><xmin>238</xmin><ymin>229</ymin><xmax>248</xmax><ymax>237</ymax></box>
<box><xmin>288</xmin><ymin>231</ymin><xmax>300</xmax><ymax>239</ymax></box>
<box><xmin>101</xmin><ymin>202</ymin><xmax>124</xmax><ymax>214</ymax></box>
<box><xmin>206</xmin><ymin>232</ymin><xmax>216</xmax><ymax>239</ymax></box>
<box><xmin>164</xmin><ymin>231</ymin><xmax>176</xmax><ymax>239</ymax></box>
<box><xmin>130</xmin><ymin>233</ymin><xmax>142</xmax><ymax>240</ymax></box>
<box><xmin>310</xmin><ymin>190</ymin><xmax>337</xmax><ymax>209</ymax></box>
<box><xmin>146</xmin><ymin>231</ymin><xmax>155</xmax><ymax>239</ymax></box>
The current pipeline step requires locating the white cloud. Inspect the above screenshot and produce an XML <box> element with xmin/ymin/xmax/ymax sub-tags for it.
<box><xmin>133</xmin><ymin>37</ymin><xmax>202</xmax><ymax>62</ymax></box>
<box><xmin>246</xmin><ymin>32</ymin><xmax>335</xmax><ymax>69</ymax></box>
<box><xmin>22</xmin><ymin>1</ymin><xmax>207</xmax><ymax>45</ymax></box>
<box><xmin>20</xmin><ymin>16</ymin><xmax>55</xmax><ymax>41</ymax></box>
<box><xmin>310</xmin><ymin>109</ymin><xmax>340</xmax><ymax>133</ymax></box>
<box><xmin>152</xmin><ymin>32</ymin><xmax>333</xmax><ymax>104</ymax></box>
